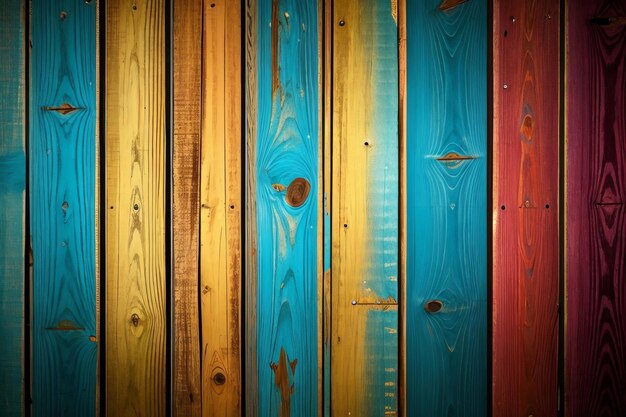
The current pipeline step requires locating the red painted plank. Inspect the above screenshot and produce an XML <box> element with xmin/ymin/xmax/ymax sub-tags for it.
<box><xmin>492</xmin><ymin>1</ymin><xmax>560</xmax><ymax>416</ymax></box>
<box><xmin>566</xmin><ymin>1</ymin><xmax>626</xmax><ymax>416</ymax></box>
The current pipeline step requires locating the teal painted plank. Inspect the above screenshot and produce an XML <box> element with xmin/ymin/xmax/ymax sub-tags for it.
<box><xmin>0</xmin><ymin>0</ymin><xmax>25</xmax><ymax>415</ymax></box>
<box><xmin>406</xmin><ymin>1</ymin><xmax>487</xmax><ymax>416</ymax></box>
<box><xmin>255</xmin><ymin>0</ymin><xmax>319</xmax><ymax>415</ymax></box>
<box><xmin>30</xmin><ymin>1</ymin><xmax>98</xmax><ymax>416</ymax></box>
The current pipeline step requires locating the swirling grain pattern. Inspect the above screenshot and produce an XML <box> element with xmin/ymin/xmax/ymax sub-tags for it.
<box><xmin>332</xmin><ymin>0</ymin><xmax>399</xmax><ymax>414</ymax></box>
<box><xmin>30</xmin><ymin>1</ymin><xmax>98</xmax><ymax>416</ymax></box>
<box><xmin>0</xmin><ymin>0</ymin><xmax>25</xmax><ymax>415</ymax></box>
<box><xmin>492</xmin><ymin>1</ymin><xmax>560</xmax><ymax>416</ymax></box>
<box><xmin>255</xmin><ymin>0</ymin><xmax>320</xmax><ymax>415</ymax></box>
<box><xmin>406</xmin><ymin>1</ymin><xmax>487</xmax><ymax>415</ymax></box>
<box><xmin>566</xmin><ymin>1</ymin><xmax>626</xmax><ymax>416</ymax></box>
<box><xmin>106</xmin><ymin>0</ymin><xmax>166</xmax><ymax>415</ymax></box>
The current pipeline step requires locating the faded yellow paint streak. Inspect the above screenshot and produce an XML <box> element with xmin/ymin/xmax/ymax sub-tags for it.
<box><xmin>199</xmin><ymin>0</ymin><xmax>242</xmax><ymax>415</ymax></box>
<box><xmin>105</xmin><ymin>0</ymin><xmax>166</xmax><ymax>416</ymax></box>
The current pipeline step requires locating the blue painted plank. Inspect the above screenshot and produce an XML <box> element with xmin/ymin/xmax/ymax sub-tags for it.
<box><xmin>406</xmin><ymin>1</ymin><xmax>488</xmax><ymax>416</ymax></box>
<box><xmin>255</xmin><ymin>0</ymin><xmax>320</xmax><ymax>415</ymax></box>
<box><xmin>0</xmin><ymin>0</ymin><xmax>25</xmax><ymax>415</ymax></box>
<box><xmin>30</xmin><ymin>1</ymin><xmax>97</xmax><ymax>416</ymax></box>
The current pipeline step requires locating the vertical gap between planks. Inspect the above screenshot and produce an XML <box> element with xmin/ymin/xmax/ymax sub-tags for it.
<box><xmin>486</xmin><ymin>0</ymin><xmax>493</xmax><ymax>416</ymax></box>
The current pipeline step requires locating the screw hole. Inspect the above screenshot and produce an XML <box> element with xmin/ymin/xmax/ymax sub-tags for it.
<box><xmin>339</xmin><ymin>20</ymin><xmax>345</xmax><ymax>26</ymax></box>
<box><xmin>210</xmin><ymin>3</ymin><xmax>215</xmax><ymax>7</ymax></box>
<box><xmin>501</xmin><ymin>205</ymin><xmax>506</xmax><ymax>210</ymax></box>
<box><xmin>545</xmin><ymin>204</ymin><xmax>550</xmax><ymax>209</ymax></box>
<box><xmin>504</xmin><ymin>30</ymin><xmax>508</xmax><ymax>37</ymax></box>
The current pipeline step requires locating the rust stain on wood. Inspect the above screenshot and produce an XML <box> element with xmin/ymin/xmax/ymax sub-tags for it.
<box><xmin>271</xmin><ymin>0</ymin><xmax>280</xmax><ymax>96</ymax></box>
<box><xmin>45</xmin><ymin>320</ymin><xmax>84</xmax><ymax>331</ymax></box>
<box><xmin>270</xmin><ymin>347</ymin><xmax>298</xmax><ymax>417</ymax></box>
<box><xmin>439</xmin><ymin>0</ymin><xmax>468</xmax><ymax>12</ymax></box>
<box><xmin>286</xmin><ymin>178</ymin><xmax>310</xmax><ymax>207</ymax></box>
<box><xmin>42</xmin><ymin>103</ymin><xmax>83</xmax><ymax>115</ymax></box>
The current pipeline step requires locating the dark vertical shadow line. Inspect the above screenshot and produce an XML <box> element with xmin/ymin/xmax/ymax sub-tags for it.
<box><xmin>98</xmin><ymin>1</ymin><xmax>107</xmax><ymax>417</ymax></box>
<box><xmin>24</xmin><ymin>0</ymin><xmax>31</xmax><ymax>414</ymax></box>
<box><xmin>165</xmin><ymin>0</ymin><xmax>174</xmax><ymax>415</ymax></box>
<box><xmin>240</xmin><ymin>0</ymin><xmax>247</xmax><ymax>413</ymax></box>
<box><xmin>486</xmin><ymin>1</ymin><xmax>494</xmax><ymax>416</ymax></box>
<box><xmin>558</xmin><ymin>0</ymin><xmax>565</xmax><ymax>415</ymax></box>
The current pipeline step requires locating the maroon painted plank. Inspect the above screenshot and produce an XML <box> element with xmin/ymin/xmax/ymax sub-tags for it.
<box><xmin>566</xmin><ymin>1</ymin><xmax>626</xmax><ymax>416</ymax></box>
<box><xmin>492</xmin><ymin>1</ymin><xmax>561</xmax><ymax>416</ymax></box>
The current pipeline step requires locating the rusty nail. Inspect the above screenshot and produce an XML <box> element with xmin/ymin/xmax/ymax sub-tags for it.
<box><xmin>351</xmin><ymin>300</ymin><xmax>357</xmax><ymax>305</ymax></box>
<box><xmin>503</xmin><ymin>84</ymin><xmax>508</xmax><ymax>89</ymax></box>
<box><xmin>510</xmin><ymin>16</ymin><xmax>516</xmax><ymax>22</ymax></box>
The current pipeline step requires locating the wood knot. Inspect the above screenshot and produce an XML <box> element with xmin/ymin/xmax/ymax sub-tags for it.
<box><xmin>286</xmin><ymin>178</ymin><xmax>310</xmax><ymax>207</ymax></box>
<box><xmin>439</xmin><ymin>0</ymin><xmax>467</xmax><ymax>12</ymax></box>
<box><xmin>43</xmin><ymin>103</ymin><xmax>81</xmax><ymax>115</ymax></box>
<box><xmin>130</xmin><ymin>314</ymin><xmax>140</xmax><ymax>327</ymax></box>
<box><xmin>424</xmin><ymin>300</ymin><xmax>443</xmax><ymax>313</ymax></box>
<box><xmin>520</xmin><ymin>114</ymin><xmax>534</xmax><ymax>141</ymax></box>
<box><xmin>213</xmin><ymin>372</ymin><xmax>226</xmax><ymax>385</ymax></box>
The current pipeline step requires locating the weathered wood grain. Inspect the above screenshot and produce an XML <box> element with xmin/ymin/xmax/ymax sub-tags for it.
<box><xmin>566</xmin><ymin>1</ymin><xmax>626</xmax><ymax>416</ymax></box>
<box><xmin>405</xmin><ymin>1</ymin><xmax>487</xmax><ymax>415</ymax></box>
<box><xmin>251</xmin><ymin>0</ymin><xmax>321</xmax><ymax>415</ymax></box>
<box><xmin>332</xmin><ymin>0</ymin><xmax>399</xmax><ymax>415</ymax></box>
<box><xmin>0</xmin><ymin>0</ymin><xmax>25</xmax><ymax>415</ymax></box>
<box><xmin>492</xmin><ymin>1</ymin><xmax>560</xmax><ymax>416</ymax></box>
<box><xmin>199</xmin><ymin>0</ymin><xmax>242</xmax><ymax>415</ymax></box>
<box><xmin>105</xmin><ymin>0</ymin><xmax>166</xmax><ymax>415</ymax></box>
<box><xmin>173</xmin><ymin>0</ymin><xmax>202</xmax><ymax>415</ymax></box>
<box><xmin>29</xmin><ymin>1</ymin><xmax>98</xmax><ymax>416</ymax></box>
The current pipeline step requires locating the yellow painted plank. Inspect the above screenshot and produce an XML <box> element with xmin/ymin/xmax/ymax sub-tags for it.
<box><xmin>331</xmin><ymin>0</ymin><xmax>399</xmax><ymax>415</ymax></box>
<box><xmin>105</xmin><ymin>0</ymin><xmax>166</xmax><ymax>415</ymax></box>
<box><xmin>199</xmin><ymin>0</ymin><xmax>242</xmax><ymax>415</ymax></box>
<box><xmin>173</xmin><ymin>0</ymin><xmax>202</xmax><ymax>414</ymax></box>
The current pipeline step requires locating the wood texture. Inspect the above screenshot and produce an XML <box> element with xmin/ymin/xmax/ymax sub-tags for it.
<box><xmin>30</xmin><ymin>1</ymin><xmax>98</xmax><ymax>416</ymax></box>
<box><xmin>492</xmin><ymin>1</ymin><xmax>560</xmax><ymax>416</ymax></box>
<box><xmin>332</xmin><ymin>0</ymin><xmax>399</xmax><ymax>415</ymax></box>
<box><xmin>105</xmin><ymin>0</ymin><xmax>166</xmax><ymax>415</ymax></box>
<box><xmin>173</xmin><ymin>0</ymin><xmax>202</xmax><ymax>414</ymax></box>
<box><xmin>0</xmin><ymin>0</ymin><xmax>25</xmax><ymax>415</ymax></box>
<box><xmin>492</xmin><ymin>0</ymin><xmax>560</xmax><ymax>416</ymax></box>
<box><xmin>199</xmin><ymin>0</ymin><xmax>242</xmax><ymax>415</ymax></box>
<box><xmin>251</xmin><ymin>0</ymin><xmax>321</xmax><ymax>415</ymax></box>
<box><xmin>566</xmin><ymin>1</ymin><xmax>626</xmax><ymax>416</ymax></box>
<box><xmin>405</xmin><ymin>1</ymin><xmax>487</xmax><ymax>415</ymax></box>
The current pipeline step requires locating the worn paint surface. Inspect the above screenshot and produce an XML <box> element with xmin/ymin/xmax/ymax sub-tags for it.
<box><xmin>492</xmin><ymin>1</ymin><xmax>560</xmax><ymax>416</ymax></box>
<box><xmin>105</xmin><ymin>0</ymin><xmax>166</xmax><ymax>415</ymax></box>
<box><xmin>0</xmin><ymin>0</ymin><xmax>25</xmax><ymax>415</ymax></box>
<box><xmin>566</xmin><ymin>1</ymin><xmax>626</xmax><ymax>416</ymax></box>
<box><xmin>255</xmin><ymin>0</ymin><xmax>320</xmax><ymax>415</ymax></box>
<box><xmin>332</xmin><ymin>0</ymin><xmax>399</xmax><ymax>415</ymax></box>
<box><xmin>200</xmin><ymin>0</ymin><xmax>243</xmax><ymax>415</ymax></box>
<box><xmin>406</xmin><ymin>1</ymin><xmax>487</xmax><ymax>416</ymax></box>
<box><xmin>30</xmin><ymin>0</ymin><xmax>98</xmax><ymax>416</ymax></box>
<box><xmin>172</xmin><ymin>0</ymin><xmax>202</xmax><ymax>414</ymax></box>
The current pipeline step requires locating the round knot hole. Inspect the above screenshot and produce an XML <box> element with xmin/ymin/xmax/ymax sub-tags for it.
<box><xmin>425</xmin><ymin>300</ymin><xmax>443</xmax><ymax>313</ymax></box>
<box><xmin>213</xmin><ymin>372</ymin><xmax>226</xmax><ymax>385</ymax></box>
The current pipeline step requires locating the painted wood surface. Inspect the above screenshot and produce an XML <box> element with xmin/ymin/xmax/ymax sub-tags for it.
<box><xmin>405</xmin><ymin>1</ymin><xmax>487</xmax><ymax>416</ymax></box>
<box><xmin>173</xmin><ymin>0</ymin><xmax>202</xmax><ymax>415</ymax></box>
<box><xmin>199</xmin><ymin>0</ymin><xmax>242</xmax><ymax>415</ymax></box>
<box><xmin>251</xmin><ymin>0</ymin><xmax>320</xmax><ymax>415</ymax></box>
<box><xmin>105</xmin><ymin>0</ymin><xmax>166</xmax><ymax>415</ymax></box>
<box><xmin>492</xmin><ymin>1</ymin><xmax>560</xmax><ymax>416</ymax></box>
<box><xmin>566</xmin><ymin>1</ymin><xmax>626</xmax><ymax>416</ymax></box>
<box><xmin>0</xmin><ymin>0</ymin><xmax>25</xmax><ymax>415</ymax></box>
<box><xmin>29</xmin><ymin>1</ymin><xmax>98</xmax><ymax>416</ymax></box>
<box><xmin>332</xmin><ymin>0</ymin><xmax>399</xmax><ymax>415</ymax></box>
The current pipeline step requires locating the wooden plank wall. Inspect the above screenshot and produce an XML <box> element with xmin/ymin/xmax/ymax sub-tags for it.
<box><xmin>331</xmin><ymin>0</ymin><xmax>399</xmax><ymax>415</ymax></box>
<box><xmin>30</xmin><ymin>0</ymin><xmax>98</xmax><ymax>415</ymax></box>
<box><xmin>247</xmin><ymin>0</ymin><xmax>321</xmax><ymax>415</ymax></box>
<box><xmin>405</xmin><ymin>1</ymin><xmax>488</xmax><ymax>416</ymax></box>
<box><xmin>0</xmin><ymin>0</ymin><xmax>25</xmax><ymax>415</ymax></box>
<box><xmin>105</xmin><ymin>0</ymin><xmax>166</xmax><ymax>415</ymax></box>
<box><xmin>565</xmin><ymin>1</ymin><xmax>626</xmax><ymax>416</ymax></box>
<box><xmin>172</xmin><ymin>0</ymin><xmax>202</xmax><ymax>415</ymax></box>
<box><xmin>199</xmin><ymin>0</ymin><xmax>243</xmax><ymax>415</ymax></box>
<box><xmin>492</xmin><ymin>1</ymin><xmax>560</xmax><ymax>416</ymax></box>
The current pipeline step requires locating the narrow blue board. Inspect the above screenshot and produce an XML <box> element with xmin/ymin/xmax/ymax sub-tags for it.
<box><xmin>255</xmin><ymin>0</ymin><xmax>319</xmax><ymax>415</ymax></box>
<box><xmin>0</xmin><ymin>0</ymin><xmax>25</xmax><ymax>415</ymax></box>
<box><xmin>30</xmin><ymin>1</ymin><xmax>97</xmax><ymax>416</ymax></box>
<box><xmin>406</xmin><ymin>1</ymin><xmax>488</xmax><ymax>416</ymax></box>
